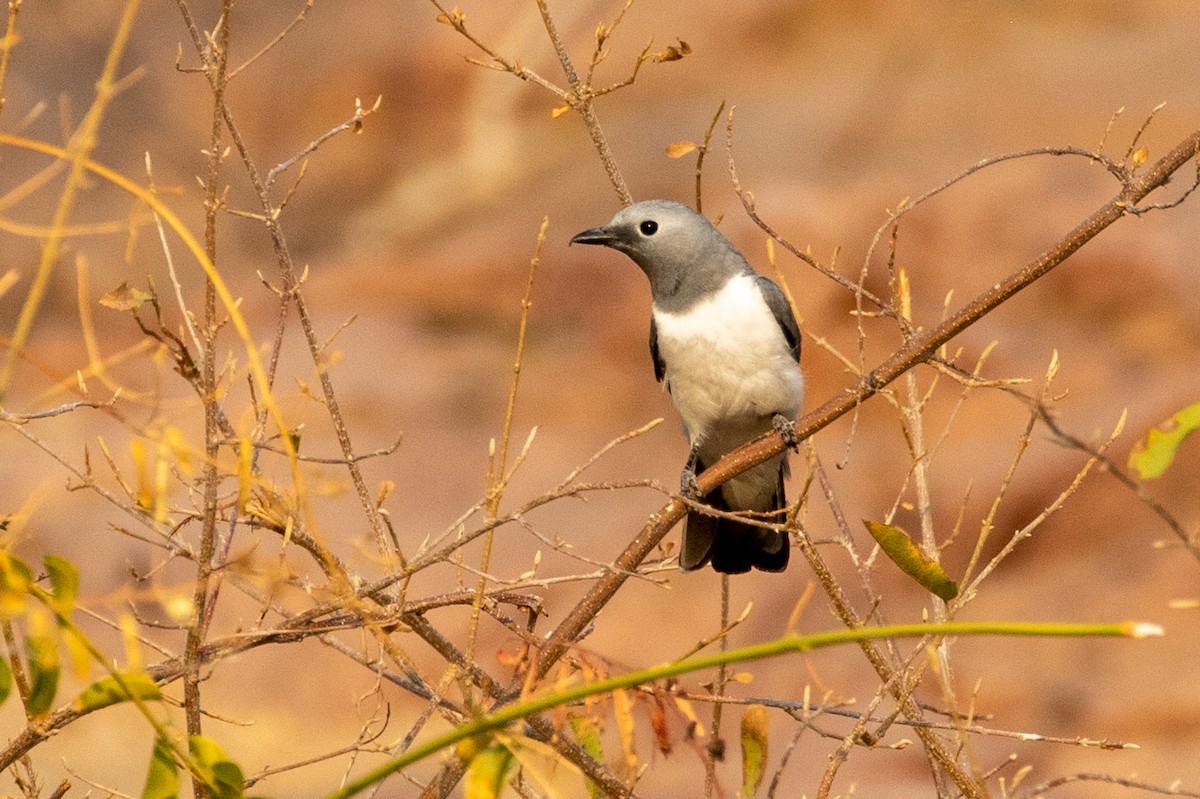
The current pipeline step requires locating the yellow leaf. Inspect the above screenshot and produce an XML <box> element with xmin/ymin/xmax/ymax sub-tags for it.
<box><xmin>99</xmin><ymin>282</ymin><xmax>151</xmax><ymax>311</ymax></box>
<box><xmin>666</xmin><ymin>140</ymin><xmax>697</xmax><ymax>158</ymax></box>
<box><xmin>62</xmin><ymin>629</ymin><xmax>91</xmax><ymax>681</ymax></box>
<box><xmin>671</xmin><ymin>693</ymin><xmax>705</xmax><ymax>738</ymax></box>
<box><xmin>154</xmin><ymin>441</ymin><xmax>171</xmax><ymax>524</ymax></box>
<box><xmin>463</xmin><ymin>743</ymin><xmax>514</xmax><ymax>799</ymax></box>
<box><xmin>0</xmin><ymin>551</ymin><xmax>32</xmax><ymax>617</ymax></box>
<box><xmin>551</xmin><ymin>104</ymin><xmax>571</xmax><ymax>119</ymax></box>
<box><xmin>741</xmin><ymin>704</ymin><xmax>769</xmax><ymax>798</ymax></box>
<box><xmin>161</xmin><ymin>427</ymin><xmax>192</xmax><ymax>475</ymax></box>
<box><xmin>131</xmin><ymin>439</ymin><xmax>152</xmax><ymax>511</ymax></box>
<box><xmin>119</xmin><ymin>612</ymin><xmax>143</xmax><ymax>670</ymax></box>
<box><xmin>897</xmin><ymin>266</ymin><xmax>912</xmax><ymax>322</ymax></box>
<box><xmin>1131</xmin><ymin>146</ymin><xmax>1149</xmax><ymax>168</ymax></box>
<box><xmin>435</xmin><ymin>6</ymin><xmax>465</xmax><ymax>27</ymax></box>
<box><xmin>651</xmin><ymin>39</ymin><xmax>692</xmax><ymax>62</ymax></box>
<box><xmin>863</xmin><ymin>520</ymin><xmax>959</xmax><ymax>600</ymax></box>
<box><xmin>612</xmin><ymin>687</ymin><xmax>638</xmax><ymax>781</ymax></box>
<box><xmin>499</xmin><ymin>733</ymin><xmax>585</xmax><ymax>799</ymax></box>
<box><xmin>456</xmin><ymin>733</ymin><xmax>490</xmax><ymax>764</ymax></box>
<box><xmin>1129</xmin><ymin>401</ymin><xmax>1200</xmax><ymax>479</ymax></box>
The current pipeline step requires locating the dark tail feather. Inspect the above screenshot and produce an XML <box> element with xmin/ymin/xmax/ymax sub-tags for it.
<box><xmin>709</xmin><ymin>518</ymin><xmax>788</xmax><ymax>573</ymax></box>
<box><xmin>679</xmin><ymin>464</ymin><xmax>790</xmax><ymax>574</ymax></box>
<box><xmin>680</xmin><ymin>509</ymin><xmax>719</xmax><ymax>571</ymax></box>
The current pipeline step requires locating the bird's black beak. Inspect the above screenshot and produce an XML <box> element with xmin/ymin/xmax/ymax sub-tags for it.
<box><xmin>569</xmin><ymin>225</ymin><xmax>615</xmax><ymax>247</ymax></box>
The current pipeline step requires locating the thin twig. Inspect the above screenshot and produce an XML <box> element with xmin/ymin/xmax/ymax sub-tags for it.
<box><xmin>534</xmin><ymin>0</ymin><xmax>632</xmax><ymax>204</ymax></box>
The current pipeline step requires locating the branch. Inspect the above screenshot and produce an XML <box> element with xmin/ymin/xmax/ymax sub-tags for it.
<box><xmin>531</xmin><ymin>128</ymin><xmax>1200</xmax><ymax>684</ymax></box>
<box><xmin>325</xmin><ymin>621</ymin><xmax>1154</xmax><ymax>799</ymax></box>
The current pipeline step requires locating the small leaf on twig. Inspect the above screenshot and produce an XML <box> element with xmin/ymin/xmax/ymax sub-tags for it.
<box><xmin>0</xmin><ymin>551</ymin><xmax>33</xmax><ymax>617</ymax></box>
<box><xmin>666</xmin><ymin>140</ymin><xmax>697</xmax><ymax>158</ymax></box>
<box><xmin>740</xmin><ymin>704</ymin><xmax>769</xmax><ymax>798</ymax></box>
<box><xmin>1130</xmin><ymin>146</ymin><xmax>1149</xmax><ymax>168</ymax></box>
<box><xmin>74</xmin><ymin>671</ymin><xmax>162</xmax><ymax>712</ymax></box>
<box><xmin>1129</xmin><ymin>401</ymin><xmax>1200</xmax><ymax>479</ymax></box>
<box><xmin>189</xmin><ymin>735</ymin><xmax>245</xmax><ymax>799</ymax></box>
<box><xmin>864</xmin><ymin>520</ymin><xmax>959</xmax><ymax>600</ymax></box>
<box><xmin>100</xmin><ymin>282</ymin><xmax>152</xmax><ymax>311</ymax></box>
<box><xmin>551</xmin><ymin>104</ymin><xmax>571</xmax><ymax>118</ymax></box>
<box><xmin>435</xmin><ymin>6</ymin><xmax>465</xmax><ymax>27</ymax></box>
<box><xmin>651</xmin><ymin>39</ymin><xmax>691</xmax><ymax>62</ymax></box>
<box><xmin>43</xmin><ymin>554</ymin><xmax>79</xmax><ymax>616</ymax></box>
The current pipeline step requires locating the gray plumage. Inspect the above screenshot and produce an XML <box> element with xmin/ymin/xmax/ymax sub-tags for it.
<box><xmin>572</xmin><ymin>200</ymin><xmax>804</xmax><ymax>573</ymax></box>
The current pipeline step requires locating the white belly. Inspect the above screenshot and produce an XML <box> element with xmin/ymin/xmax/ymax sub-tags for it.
<box><xmin>652</xmin><ymin>273</ymin><xmax>804</xmax><ymax>449</ymax></box>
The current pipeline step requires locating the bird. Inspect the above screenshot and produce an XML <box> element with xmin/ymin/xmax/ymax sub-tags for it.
<box><xmin>571</xmin><ymin>199</ymin><xmax>803</xmax><ymax>573</ymax></box>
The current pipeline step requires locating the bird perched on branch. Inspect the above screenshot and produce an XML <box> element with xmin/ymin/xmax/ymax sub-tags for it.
<box><xmin>572</xmin><ymin>200</ymin><xmax>803</xmax><ymax>573</ymax></box>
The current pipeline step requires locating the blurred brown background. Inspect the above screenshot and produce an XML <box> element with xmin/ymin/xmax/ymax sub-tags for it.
<box><xmin>0</xmin><ymin>1</ymin><xmax>1198</xmax><ymax>796</ymax></box>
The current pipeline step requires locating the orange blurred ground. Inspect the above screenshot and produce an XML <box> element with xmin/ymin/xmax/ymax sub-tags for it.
<box><xmin>0</xmin><ymin>2</ymin><xmax>1198</xmax><ymax>797</ymax></box>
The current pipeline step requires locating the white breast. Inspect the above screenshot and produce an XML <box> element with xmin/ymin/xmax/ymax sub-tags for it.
<box><xmin>652</xmin><ymin>273</ymin><xmax>804</xmax><ymax>446</ymax></box>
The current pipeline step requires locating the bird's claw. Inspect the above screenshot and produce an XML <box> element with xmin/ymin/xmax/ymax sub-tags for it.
<box><xmin>772</xmin><ymin>413</ymin><xmax>800</xmax><ymax>451</ymax></box>
<box><xmin>680</xmin><ymin>468</ymin><xmax>701</xmax><ymax>499</ymax></box>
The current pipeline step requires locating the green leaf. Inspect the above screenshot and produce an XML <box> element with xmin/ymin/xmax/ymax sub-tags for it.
<box><xmin>43</xmin><ymin>554</ymin><xmax>80</xmax><ymax>616</ymax></box>
<box><xmin>190</xmin><ymin>735</ymin><xmax>245</xmax><ymax>799</ymax></box>
<box><xmin>24</xmin><ymin>630</ymin><xmax>60</xmax><ymax>715</ymax></box>
<box><xmin>864</xmin><ymin>520</ymin><xmax>959</xmax><ymax>601</ymax></box>
<box><xmin>1129</xmin><ymin>402</ymin><xmax>1200</xmax><ymax>479</ymax></box>
<box><xmin>73</xmin><ymin>671</ymin><xmax>162</xmax><ymax>712</ymax></box>
<box><xmin>569</xmin><ymin>714</ymin><xmax>605</xmax><ymax>799</ymax></box>
<box><xmin>142</xmin><ymin>735</ymin><xmax>181</xmax><ymax>799</ymax></box>
<box><xmin>0</xmin><ymin>656</ymin><xmax>11</xmax><ymax>706</ymax></box>
<box><xmin>740</xmin><ymin>704</ymin><xmax>769</xmax><ymax>798</ymax></box>
<box><xmin>463</xmin><ymin>743</ymin><xmax>515</xmax><ymax>799</ymax></box>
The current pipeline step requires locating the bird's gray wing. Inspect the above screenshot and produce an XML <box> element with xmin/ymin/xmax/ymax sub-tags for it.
<box><xmin>649</xmin><ymin>315</ymin><xmax>666</xmax><ymax>383</ymax></box>
<box><xmin>755</xmin><ymin>276</ymin><xmax>801</xmax><ymax>362</ymax></box>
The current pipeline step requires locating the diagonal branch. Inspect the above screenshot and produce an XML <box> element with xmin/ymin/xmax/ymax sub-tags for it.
<box><xmin>531</xmin><ymin>124</ymin><xmax>1200</xmax><ymax>690</ymax></box>
<box><xmin>396</xmin><ymin>124</ymin><xmax>1200</xmax><ymax>799</ymax></box>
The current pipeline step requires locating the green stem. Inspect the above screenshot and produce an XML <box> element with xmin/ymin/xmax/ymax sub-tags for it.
<box><xmin>324</xmin><ymin>620</ymin><xmax>1150</xmax><ymax>799</ymax></box>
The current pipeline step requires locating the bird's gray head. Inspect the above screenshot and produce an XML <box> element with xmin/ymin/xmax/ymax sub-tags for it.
<box><xmin>571</xmin><ymin>199</ymin><xmax>750</xmax><ymax>310</ymax></box>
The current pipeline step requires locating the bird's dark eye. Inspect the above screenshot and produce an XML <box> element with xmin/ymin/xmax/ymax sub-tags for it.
<box><xmin>639</xmin><ymin>220</ymin><xmax>658</xmax><ymax>236</ymax></box>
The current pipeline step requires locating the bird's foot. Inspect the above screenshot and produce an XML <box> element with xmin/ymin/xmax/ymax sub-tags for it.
<box><xmin>680</xmin><ymin>467</ymin><xmax>701</xmax><ymax>500</ymax></box>
<box><xmin>772</xmin><ymin>413</ymin><xmax>800</xmax><ymax>451</ymax></box>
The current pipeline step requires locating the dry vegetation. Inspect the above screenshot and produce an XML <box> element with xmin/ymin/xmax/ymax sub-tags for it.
<box><xmin>0</xmin><ymin>2</ymin><xmax>1198</xmax><ymax>799</ymax></box>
